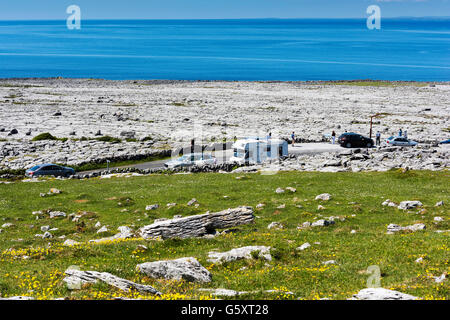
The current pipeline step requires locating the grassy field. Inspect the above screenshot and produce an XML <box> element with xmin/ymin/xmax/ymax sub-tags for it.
<box><xmin>0</xmin><ymin>170</ymin><xmax>448</xmax><ymax>300</ymax></box>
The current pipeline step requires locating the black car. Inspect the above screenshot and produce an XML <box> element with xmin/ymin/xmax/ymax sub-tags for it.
<box><xmin>25</xmin><ymin>163</ymin><xmax>75</xmax><ymax>178</ymax></box>
<box><xmin>338</xmin><ymin>132</ymin><xmax>374</xmax><ymax>148</ymax></box>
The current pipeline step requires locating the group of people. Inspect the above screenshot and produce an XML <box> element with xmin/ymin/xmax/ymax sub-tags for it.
<box><xmin>276</xmin><ymin>128</ymin><xmax>408</xmax><ymax>147</ymax></box>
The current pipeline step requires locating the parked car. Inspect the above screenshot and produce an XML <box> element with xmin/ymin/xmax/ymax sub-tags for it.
<box><xmin>439</xmin><ymin>139</ymin><xmax>450</xmax><ymax>144</ymax></box>
<box><xmin>25</xmin><ymin>164</ymin><xmax>75</xmax><ymax>178</ymax></box>
<box><xmin>164</xmin><ymin>153</ymin><xmax>216</xmax><ymax>169</ymax></box>
<box><xmin>338</xmin><ymin>132</ymin><xmax>374</xmax><ymax>148</ymax></box>
<box><xmin>386</xmin><ymin>136</ymin><xmax>418</xmax><ymax>146</ymax></box>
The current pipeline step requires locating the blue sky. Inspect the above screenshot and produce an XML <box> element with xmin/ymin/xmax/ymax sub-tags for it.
<box><xmin>0</xmin><ymin>0</ymin><xmax>448</xmax><ymax>20</ymax></box>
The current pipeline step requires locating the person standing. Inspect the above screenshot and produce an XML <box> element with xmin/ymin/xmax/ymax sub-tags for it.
<box><xmin>376</xmin><ymin>131</ymin><xmax>381</xmax><ymax>146</ymax></box>
<box><xmin>291</xmin><ymin>131</ymin><xmax>295</xmax><ymax>147</ymax></box>
<box><xmin>404</xmin><ymin>130</ymin><xmax>408</xmax><ymax>139</ymax></box>
<box><xmin>331</xmin><ymin>130</ymin><xmax>336</xmax><ymax>144</ymax></box>
<box><xmin>398</xmin><ymin>128</ymin><xmax>402</xmax><ymax>137</ymax></box>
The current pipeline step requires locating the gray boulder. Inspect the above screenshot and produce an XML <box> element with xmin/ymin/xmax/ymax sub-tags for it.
<box><xmin>207</xmin><ymin>246</ymin><xmax>272</xmax><ymax>264</ymax></box>
<box><xmin>398</xmin><ymin>201</ymin><xmax>423</xmax><ymax>210</ymax></box>
<box><xmin>63</xmin><ymin>268</ymin><xmax>160</xmax><ymax>295</ymax></box>
<box><xmin>137</xmin><ymin>257</ymin><xmax>211</xmax><ymax>283</ymax></box>
<box><xmin>353</xmin><ymin>288</ymin><xmax>418</xmax><ymax>300</ymax></box>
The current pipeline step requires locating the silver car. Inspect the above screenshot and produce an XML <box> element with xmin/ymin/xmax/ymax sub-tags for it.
<box><xmin>164</xmin><ymin>153</ymin><xmax>217</xmax><ymax>169</ymax></box>
<box><xmin>386</xmin><ymin>136</ymin><xmax>418</xmax><ymax>146</ymax></box>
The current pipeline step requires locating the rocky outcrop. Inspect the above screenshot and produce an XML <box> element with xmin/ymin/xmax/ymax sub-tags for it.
<box><xmin>387</xmin><ymin>223</ymin><xmax>426</xmax><ymax>234</ymax></box>
<box><xmin>137</xmin><ymin>257</ymin><xmax>211</xmax><ymax>283</ymax></box>
<box><xmin>138</xmin><ymin>207</ymin><xmax>254</xmax><ymax>240</ymax></box>
<box><xmin>353</xmin><ymin>288</ymin><xmax>418</xmax><ymax>300</ymax></box>
<box><xmin>63</xmin><ymin>268</ymin><xmax>161</xmax><ymax>295</ymax></box>
<box><xmin>207</xmin><ymin>246</ymin><xmax>272</xmax><ymax>264</ymax></box>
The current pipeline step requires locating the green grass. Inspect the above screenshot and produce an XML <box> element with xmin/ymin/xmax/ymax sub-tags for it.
<box><xmin>0</xmin><ymin>170</ymin><xmax>448</xmax><ymax>300</ymax></box>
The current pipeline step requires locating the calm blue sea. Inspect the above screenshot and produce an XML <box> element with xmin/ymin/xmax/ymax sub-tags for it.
<box><xmin>0</xmin><ymin>19</ymin><xmax>449</xmax><ymax>81</ymax></box>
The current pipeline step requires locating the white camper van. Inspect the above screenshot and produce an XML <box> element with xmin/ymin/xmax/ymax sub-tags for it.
<box><xmin>230</xmin><ymin>138</ymin><xmax>288</xmax><ymax>164</ymax></box>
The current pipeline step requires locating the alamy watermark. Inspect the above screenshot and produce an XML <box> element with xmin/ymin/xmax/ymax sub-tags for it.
<box><xmin>367</xmin><ymin>5</ymin><xmax>381</xmax><ymax>30</ymax></box>
<box><xmin>67</xmin><ymin>5</ymin><xmax>81</xmax><ymax>30</ymax></box>
<box><xmin>366</xmin><ymin>265</ymin><xmax>381</xmax><ymax>288</ymax></box>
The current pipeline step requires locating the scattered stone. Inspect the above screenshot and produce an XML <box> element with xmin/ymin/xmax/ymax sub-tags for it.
<box><xmin>275</xmin><ymin>188</ymin><xmax>285</xmax><ymax>194</ymax></box>
<box><xmin>1</xmin><ymin>223</ymin><xmax>14</xmax><ymax>228</ymax></box>
<box><xmin>276</xmin><ymin>204</ymin><xmax>285</xmax><ymax>209</ymax></box>
<box><xmin>434</xmin><ymin>217</ymin><xmax>444</xmax><ymax>222</ymax></box>
<box><xmin>353</xmin><ymin>288</ymin><xmax>418</xmax><ymax>300</ymax></box>
<box><xmin>197</xmin><ymin>288</ymin><xmax>246</xmax><ymax>297</ymax></box>
<box><xmin>382</xmin><ymin>199</ymin><xmax>397</xmax><ymax>207</ymax></box>
<box><xmin>90</xmin><ymin>226</ymin><xmax>134</xmax><ymax>243</ymax></box>
<box><xmin>166</xmin><ymin>203</ymin><xmax>176</xmax><ymax>208</ymax></box>
<box><xmin>311</xmin><ymin>219</ymin><xmax>335</xmax><ymax>227</ymax></box>
<box><xmin>434</xmin><ymin>273</ymin><xmax>447</xmax><ymax>284</ymax></box>
<box><xmin>256</xmin><ymin>203</ymin><xmax>265</xmax><ymax>209</ymax></box>
<box><xmin>296</xmin><ymin>242</ymin><xmax>311</xmax><ymax>251</ymax></box>
<box><xmin>435</xmin><ymin>201</ymin><xmax>444</xmax><ymax>207</ymax></box>
<box><xmin>41</xmin><ymin>226</ymin><xmax>50</xmax><ymax>232</ymax></box>
<box><xmin>398</xmin><ymin>201</ymin><xmax>423</xmax><ymax>210</ymax></box>
<box><xmin>187</xmin><ymin>198</ymin><xmax>197</xmax><ymax>206</ymax></box>
<box><xmin>317</xmin><ymin>205</ymin><xmax>325</xmax><ymax>210</ymax></box>
<box><xmin>207</xmin><ymin>246</ymin><xmax>272</xmax><ymax>264</ymax></box>
<box><xmin>145</xmin><ymin>204</ymin><xmax>159</xmax><ymax>211</ymax></box>
<box><xmin>64</xmin><ymin>268</ymin><xmax>160</xmax><ymax>295</ymax></box>
<box><xmin>42</xmin><ymin>231</ymin><xmax>53</xmax><ymax>239</ymax></box>
<box><xmin>97</xmin><ymin>226</ymin><xmax>108</xmax><ymax>234</ymax></box>
<box><xmin>267</xmin><ymin>222</ymin><xmax>283</xmax><ymax>230</ymax></box>
<box><xmin>48</xmin><ymin>211</ymin><xmax>66</xmax><ymax>219</ymax></box>
<box><xmin>286</xmin><ymin>187</ymin><xmax>296</xmax><ymax>193</ymax></box>
<box><xmin>387</xmin><ymin>223</ymin><xmax>426</xmax><ymax>234</ymax></box>
<box><xmin>315</xmin><ymin>193</ymin><xmax>331</xmax><ymax>201</ymax></box>
<box><xmin>323</xmin><ymin>260</ymin><xmax>337</xmax><ymax>265</ymax></box>
<box><xmin>63</xmin><ymin>239</ymin><xmax>80</xmax><ymax>246</ymax></box>
<box><xmin>137</xmin><ymin>257</ymin><xmax>211</xmax><ymax>283</ymax></box>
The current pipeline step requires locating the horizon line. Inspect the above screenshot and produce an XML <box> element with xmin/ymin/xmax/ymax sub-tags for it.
<box><xmin>1</xmin><ymin>16</ymin><xmax>450</xmax><ymax>22</ymax></box>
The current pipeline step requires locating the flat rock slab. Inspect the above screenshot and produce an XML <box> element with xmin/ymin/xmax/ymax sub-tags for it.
<box><xmin>353</xmin><ymin>288</ymin><xmax>418</xmax><ymax>300</ymax></box>
<box><xmin>207</xmin><ymin>246</ymin><xmax>272</xmax><ymax>264</ymax></box>
<box><xmin>0</xmin><ymin>296</ymin><xmax>35</xmax><ymax>300</ymax></box>
<box><xmin>90</xmin><ymin>226</ymin><xmax>134</xmax><ymax>243</ymax></box>
<box><xmin>387</xmin><ymin>223</ymin><xmax>426</xmax><ymax>234</ymax></box>
<box><xmin>137</xmin><ymin>257</ymin><xmax>212</xmax><ymax>283</ymax></box>
<box><xmin>64</xmin><ymin>268</ymin><xmax>160</xmax><ymax>295</ymax></box>
<box><xmin>315</xmin><ymin>193</ymin><xmax>332</xmax><ymax>201</ymax></box>
<box><xmin>197</xmin><ymin>288</ymin><xmax>248</xmax><ymax>297</ymax></box>
<box><xmin>398</xmin><ymin>201</ymin><xmax>423</xmax><ymax>210</ymax></box>
<box><xmin>138</xmin><ymin>206</ymin><xmax>254</xmax><ymax>240</ymax></box>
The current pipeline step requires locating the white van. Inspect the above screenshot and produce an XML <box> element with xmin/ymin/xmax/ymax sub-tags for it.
<box><xmin>230</xmin><ymin>138</ymin><xmax>288</xmax><ymax>164</ymax></box>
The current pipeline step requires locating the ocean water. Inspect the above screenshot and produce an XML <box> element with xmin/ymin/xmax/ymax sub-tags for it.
<box><xmin>0</xmin><ymin>19</ymin><xmax>449</xmax><ymax>81</ymax></box>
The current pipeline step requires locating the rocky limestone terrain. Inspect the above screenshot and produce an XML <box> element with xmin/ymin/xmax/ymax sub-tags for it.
<box><xmin>0</xmin><ymin>79</ymin><xmax>449</xmax><ymax>171</ymax></box>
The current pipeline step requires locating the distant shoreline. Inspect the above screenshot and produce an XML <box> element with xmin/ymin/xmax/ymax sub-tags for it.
<box><xmin>1</xmin><ymin>17</ymin><xmax>450</xmax><ymax>22</ymax></box>
<box><xmin>1</xmin><ymin>78</ymin><xmax>449</xmax><ymax>85</ymax></box>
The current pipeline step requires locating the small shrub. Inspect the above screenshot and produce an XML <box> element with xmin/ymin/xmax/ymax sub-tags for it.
<box><xmin>32</xmin><ymin>132</ymin><xmax>58</xmax><ymax>141</ymax></box>
<box><xmin>95</xmin><ymin>136</ymin><xmax>122</xmax><ymax>143</ymax></box>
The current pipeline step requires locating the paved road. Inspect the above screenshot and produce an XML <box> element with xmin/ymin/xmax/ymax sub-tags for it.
<box><xmin>78</xmin><ymin>142</ymin><xmax>344</xmax><ymax>175</ymax></box>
